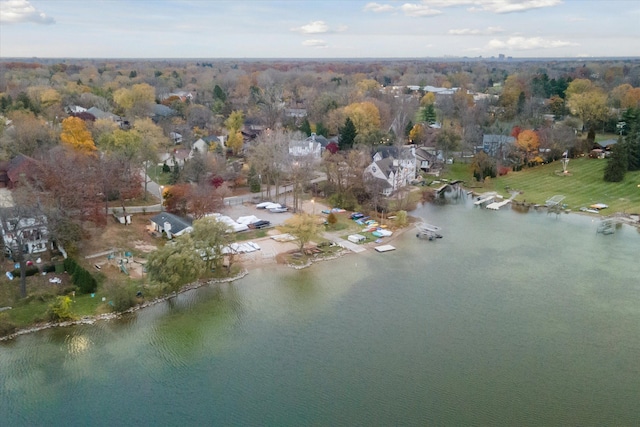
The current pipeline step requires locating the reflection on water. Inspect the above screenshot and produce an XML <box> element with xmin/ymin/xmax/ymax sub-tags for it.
<box><xmin>1</xmin><ymin>200</ymin><xmax>640</xmax><ymax>426</ymax></box>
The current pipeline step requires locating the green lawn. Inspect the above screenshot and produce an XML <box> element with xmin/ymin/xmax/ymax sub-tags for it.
<box><xmin>442</xmin><ymin>157</ymin><xmax>640</xmax><ymax>214</ymax></box>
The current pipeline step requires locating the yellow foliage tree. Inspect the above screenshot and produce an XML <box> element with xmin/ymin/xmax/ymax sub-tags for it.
<box><xmin>420</xmin><ymin>92</ymin><xmax>436</xmax><ymax>107</ymax></box>
<box><xmin>343</xmin><ymin>101</ymin><xmax>381</xmax><ymax>135</ymax></box>
<box><xmin>113</xmin><ymin>83</ymin><xmax>155</xmax><ymax>117</ymax></box>
<box><xmin>60</xmin><ymin>117</ymin><xmax>96</xmax><ymax>153</ymax></box>
<box><xmin>226</xmin><ymin>130</ymin><xmax>244</xmax><ymax>155</ymax></box>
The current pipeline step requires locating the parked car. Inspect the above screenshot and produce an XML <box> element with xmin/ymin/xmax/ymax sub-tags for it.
<box><xmin>269</xmin><ymin>206</ymin><xmax>288</xmax><ymax>213</ymax></box>
<box><xmin>249</xmin><ymin>220</ymin><xmax>271</xmax><ymax>229</ymax></box>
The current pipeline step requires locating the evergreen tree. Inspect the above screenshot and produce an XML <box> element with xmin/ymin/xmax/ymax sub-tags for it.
<box><xmin>316</xmin><ymin>122</ymin><xmax>329</xmax><ymax>137</ymax></box>
<box><xmin>300</xmin><ymin>118</ymin><xmax>312</xmax><ymax>136</ymax></box>
<box><xmin>603</xmin><ymin>142</ymin><xmax>628</xmax><ymax>182</ymax></box>
<box><xmin>420</xmin><ymin>104</ymin><xmax>437</xmax><ymax>124</ymax></box>
<box><xmin>339</xmin><ymin>117</ymin><xmax>357</xmax><ymax>150</ymax></box>
<box><xmin>404</xmin><ymin>120</ymin><xmax>413</xmax><ymax>137</ymax></box>
<box><xmin>624</xmin><ymin>109</ymin><xmax>640</xmax><ymax>171</ymax></box>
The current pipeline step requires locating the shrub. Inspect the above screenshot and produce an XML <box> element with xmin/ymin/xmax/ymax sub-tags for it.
<box><xmin>326</xmin><ymin>212</ymin><xmax>338</xmax><ymax>227</ymax></box>
<box><xmin>394</xmin><ymin>210</ymin><xmax>408</xmax><ymax>227</ymax></box>
<box><xmin>42</xmin><ymin>264</ymin><xmax>56</xmax><ymax>273</ymax></box>
<box><xmin>48</xmin><ymin>296</ymin><xmax>76</xmax><ymax>321</ymax></box>
<box><xmin>64</xmin><ymin>257</ymin><xmax>78</xmax><ymax>275</ymax></box>
<box><xmin>10</xmin><ymin>266</ymin><xmax>40</xmax><ymax>277</ymax></box>
<box><xmin>73</xmin><ymin>268</ymin><xmax>97</xmax><ymax>294</ymax></box>
<box><xmin>498</xmin><ymin>166</ymin><xmax>510</xmax><ymax>176</ymax></box>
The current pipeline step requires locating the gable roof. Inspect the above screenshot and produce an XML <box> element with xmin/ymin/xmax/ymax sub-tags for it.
<box><xmin>594</xmin><ymin>139</ymin><xmax>618</xmax><ymax>148</ymax></box>
<box><xmin>6</xmin><ymin>154</ymin><xmax>39</xmax><ymax>185</ymax></box>
<box><xmin>150</xmin><ymin>212</ymin><xmax>193</xmax><ymax>234</ymax></box>
<box><xmin>483</xmin><ymin>134</ymin><xmax>516</xmax><ymax>144</ymax></box>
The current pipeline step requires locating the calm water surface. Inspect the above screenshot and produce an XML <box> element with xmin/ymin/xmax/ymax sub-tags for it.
<box><xmin>1</xmin><ymin>200</ymin><xmax>640</xmax><ymax>426</ymax></box>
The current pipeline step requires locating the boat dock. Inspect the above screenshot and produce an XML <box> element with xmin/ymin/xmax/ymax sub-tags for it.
<box><xmin>486</xmin><ymin>199</ymin><xmax>511</xmax><ymax>210</ymax></box>
<box><xmin>474</xmin><ymin>192</ymin><xmax>496</xmax><ymax>207</ymax></box>
<box><xmin>485</xmin><ymin>192</ymin><xmax>519</xmax><ymax>210</ymax></box>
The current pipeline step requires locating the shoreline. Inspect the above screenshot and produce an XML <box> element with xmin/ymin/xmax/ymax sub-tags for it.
<box><xmin>6</xmin><ymin>197</ymin><xmax>634</xmax><ymax>342</ymax></box>
<box><xmin>0</xmin><ymin>269</ymin><xmax>250</xmax><ymax>342</ymax></box>
<box><xmin>0</xmin><ymin>223</ymin><xmax>417</xmax><ymax>342</ymax></box>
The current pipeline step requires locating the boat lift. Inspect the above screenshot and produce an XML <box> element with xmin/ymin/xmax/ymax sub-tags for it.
<box><xmin>416</xmin><ymin>223</ymin><xmax>442</xmax><ymax>240</ymax></box>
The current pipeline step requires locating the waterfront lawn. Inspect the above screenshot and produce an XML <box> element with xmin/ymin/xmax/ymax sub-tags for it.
<box><xmin>442</xmin><ymin>157</ymin><xmax>640</xmax><ymax>214</ymax></box>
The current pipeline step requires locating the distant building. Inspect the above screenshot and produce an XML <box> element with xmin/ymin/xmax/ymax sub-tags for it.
<box><xmin>482</xmin><ymin>134</ymin><xmax>516</xmax><ymax>158</ymax></box>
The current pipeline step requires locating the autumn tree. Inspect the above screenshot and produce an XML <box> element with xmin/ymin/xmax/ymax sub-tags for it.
<box><xmin>471</xmin><ymin>151</ymin><xmax>497</xmax><ymax>182</ymax></box>
<box><xmin>113</xmin><ymin>83</ymin><xmax>155</xmax><ymax>118</ymax></box>
<box><xmin>280</xmin><ymin>213</ymin><xmax>318</xmax><ymax>252</ymax></box>
<box><xmin>248</xmin><ymin>129</ymin><xmax>290</xmax><ymax>200</ymax></box>
<box><xmin>566</xmin><ymin>79</ymin><xmax>609</xmax><ymax>135</ymax></box>
<box><xmin>344</xmin><ymin>101</ymin><xmax>381</xmax><ymax>137</ymax></box>
<box><xmin>133</xmin><ymin>118</ymin><xmax>167</xmax><ymax>197</ymax></box>
<box><xmin>60</xmin><ymin>116</ymin><xmax>96</xmax><ymax>154</ymax></box>
<box><xmin>224</xmin><ymin>110</ymin><xmax>244</xmax><ymax>155</ymax></box>
<box><xmin>516</xmin><ymin>129</ymin><xmax>540</xmax><ymax>164</ymax></box>
<box><xmin>0</xmin><ymin>110</ymin><xmax>55</xmax><ymax>157</ymax></box>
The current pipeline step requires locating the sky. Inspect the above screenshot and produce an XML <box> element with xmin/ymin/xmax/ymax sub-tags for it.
<box><xmin>1</xmin><ymin>0</ymin><xmax>639</xmax><ymax>59</ymax></box>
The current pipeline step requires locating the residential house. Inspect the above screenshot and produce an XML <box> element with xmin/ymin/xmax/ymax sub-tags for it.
<box><xmin>0</xmin><ymin>214</ymin><xmax>49</xmax><ymax>255</ymax></box>
<box><xmin>289</xmin><ymin>133</ymin><xmax>329</xmax><ymax>161</ymax></box>
<box><xmin>414</xmin><ymin>146</ymin><xmax>437</xmax><ymax>172</ymax></box>
<box><xmin>149</xmin><ymin>212</ymin><xmax>193</xmax><ymax>239</ymax></box>
<box><xmin>482</xmin><ymin>134</ymin><xmax>516</xmax><ymax>158</ymax></box>
<box><xmin>364</xmin><ymin>145</ymin><xmax>417</xmax><ymax>196</ymax></box>
<box><xmin>151</xmin><ymin>104</ymin><xmax>177</xmax><ymax>122</ymax></box>
<box><xmin>65</xmin><ymin>105</ymin><xmax>87</xmax><ymax>114</ymax></box>
<box><xmin>160</xmin><ymin>148</ymin><xmax>190</xmax><ymax>168</ymax></box>
<box><xmin>594</xmin><ymin>139</ymin><xmax>618</xmax><ymax>150</ymax></box>
<box><xmin>169</xmin><ymin>131</ymin><xmax>183</xmax><ymax>144</ymax></box>
<box><xmin>0</xmin><ymin>154</ymin><xmax>39</xmax><ymax>189</ymax></box>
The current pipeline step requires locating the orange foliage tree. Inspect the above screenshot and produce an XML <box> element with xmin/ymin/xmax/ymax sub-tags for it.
<box><xmin>516</xmin><ymin>129</ymin><xmax>540</xmax><ymax>164</ymax></box>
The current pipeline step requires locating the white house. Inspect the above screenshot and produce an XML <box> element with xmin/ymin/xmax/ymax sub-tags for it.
<box><xmin>364</xmin><ymin>146</ymin><xmax>417</xmax><ymax>196</ymax></box>
<box><xmin>1</xmin><ymin>215</ymin><xmax>49</xmax><ymax>255</ymax></box>
<box><xmin>288</xmin><ymin>133</ymin><xmax>327</xmax><ymax>161</ymax></box>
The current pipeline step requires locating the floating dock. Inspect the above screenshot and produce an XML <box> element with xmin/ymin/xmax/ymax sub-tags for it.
<box><xmin>486</xmin><ymin>199</ymin><xmax>511</xmax><ymax>210</ymax></box>
<box><xmin>375</xmin><ymin>245</ymin><xmax>396</xmax><ymax>253</ymax></box>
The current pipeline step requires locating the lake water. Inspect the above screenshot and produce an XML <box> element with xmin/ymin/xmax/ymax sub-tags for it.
<box><xmin>2</xmin><ymin>199</ymin><xmax>640</xmax><ymax>426</ymax></box>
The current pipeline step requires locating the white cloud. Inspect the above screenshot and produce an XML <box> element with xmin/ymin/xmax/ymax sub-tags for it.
<box><xmin>291</xmin><ymin>20</ymin><xmax>330</xmax><ymax>34</ymax></box>
<box><xmin>487</xmin><ymin>36</ymin><xmax>578</xmax><ymax>50</ymax></box>
<box><xmin>400</xmin><ymin>3</ymin><xmax>442</xmax><ymax>17</ymax></box>
<box><xmin>302</xmin><ymin>39</ymin><xmax>328</xmax><ymax>48</ymax></box>
<box><xmin>411</xmin><ymin>0</ymin><xmax>562</xmax><ymax>14</ymax></box>
<box><xmin>363</xmin><ymin>2</ymin><xmax>395</xmax><ymax>13</ymax></box>
<box><xmin>449</xmin><ymin>26</ymin><xmax>504</xmax><ymax>35</ymax></box>
<box><xmin>0</xmin><ymin>0</ymin><xmax>54</xmax><ymax>24</ymax></box>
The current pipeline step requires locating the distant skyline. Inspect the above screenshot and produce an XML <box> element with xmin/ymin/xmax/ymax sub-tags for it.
<box><xmin>1</xmin><ymin>0</ymin><xmax>639</xmax><ymax>59</ymax></box>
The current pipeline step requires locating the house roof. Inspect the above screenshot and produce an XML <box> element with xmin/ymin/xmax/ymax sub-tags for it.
<box><xmin>150</xmin><ymin>212</ymin><xmax>192</xmax><ymax>234</ymax></box>
<box><xmin>482</xmin><ymin>134</ymin><xmax>516</xmax><ymax>144</ymax></box>
<box><xmin>87</xmin><ymin>107</ymin><xmax>119</xmax><ymax>121</ymax></box>
<box><xmin>595</xmin><ymin>139</ymin><xmax>618</xmax><ymax>148</ymax></box>
<box><xmin>6</xmin><ymin>154</ymin><xmax>39</xmax><ymax>184</ymax></box>
<box><xmin>152</xmin><ymin>104</ymin><xmax>177</xmax><ymax>118</ymax></box>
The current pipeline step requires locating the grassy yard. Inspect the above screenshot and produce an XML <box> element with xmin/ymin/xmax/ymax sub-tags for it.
<box><xmin>441</xmin><ymin>157</ymin><xmax>640</xmax><ymax>214</ymax></box>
